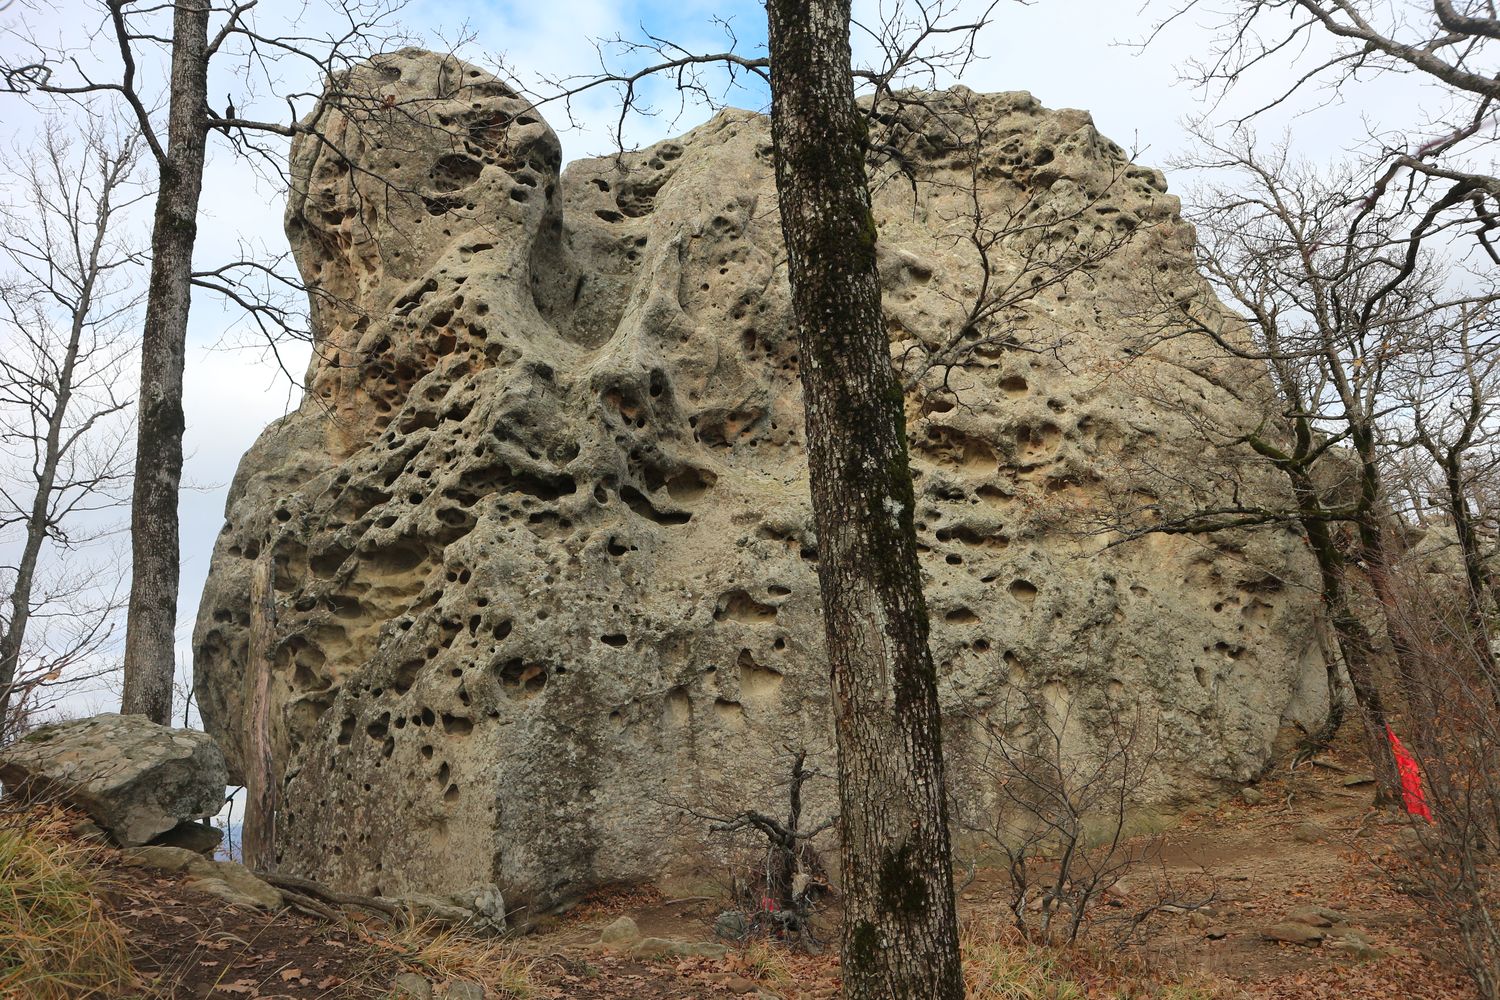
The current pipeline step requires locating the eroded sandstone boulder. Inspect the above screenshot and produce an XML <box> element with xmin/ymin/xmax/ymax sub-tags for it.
<box><xmin>194</xmin><ymin>49</ymin><xmax>1332</xmax><ymax>905</ymax></box>
<box><xmin>0</xmin><ymin>714</ymin><xmax>227</xmax><ymax>846</ymax></box>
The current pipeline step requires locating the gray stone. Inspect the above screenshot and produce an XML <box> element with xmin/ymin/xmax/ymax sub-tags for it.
<box><xmin>714</xmin><ymin>909</ymin><xmax>750</xmax><ymax>940</ymax></box>
<box><xmin>445</xmin><ymin>983</ymin><xmax>484</xmax><ymax>1000</ymax></box>
<box><xmin>629</xmin><ymin>937</ymin><xmax>727</xmax><ymax>960</ymax></box>
<box><xmin>1240</xmin><ymin>786</ymin><xmax>1265</xmax><ymax>805</ymax></box>
<box><xmin>1260</xmin><ymin>922</ymin><xmax>1325</xmax><ymax>944</ymax></box>
<box><xmin>1294</xmin><ymin>821</ymin><xmax>1329</xmax><ymax>843</ymax></box>
<box><xmin>444</xmin><ymin>883</ymin><xmax>506</xmax><ymax>933</ymax></box>
<box><xmin>184</xmin><ymin>857</ymin><xmax>282</xmax><ymax>909</ymax></box>
<box><xmin>599</xmin><ymin>915</ymin><xmax>641</xmax><ymax>947</ymax></box>
<box><xmin>193</xmin><ymin>49</ymin><xmax>1336</xmax><ymax>901</ymax></box>
<box><xmin>1325</xmin><ymin>929</ymin><xmax>1384</xmax><ymax>960</ymax></box>
<box><xmin>0</xmin><ymin>714</ymin><xmax>226</xmax><ymax>846</ymax></box>
<box><xmin>389</xmin><ymin>972</ymin><xmax>433</xmax><ymax>1000</ymax></box>
<box><xmin>119</xmin><ymin>845</ymin><xmax>203</xmax><ymax>873</ymax></box>
<box><xmin>153</xmin><ymin>819</ymin><xmax>222</xmax><ymax>855</ymax></box>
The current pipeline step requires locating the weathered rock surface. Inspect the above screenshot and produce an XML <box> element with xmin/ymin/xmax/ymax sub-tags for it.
<box><xmin>183</xmin><ymin>857</ymin><xmax>285</xmax><ymax>910</ymax></box>
<box><xmin>1261</xmin><ymin>922</ymin><xmax>1326</xmax><ymax>945</ymax></box>
<box><xmin>194</xmin><ymin>49</ymin><xmax>1332</xmax><ymax>904</ymax></box>
<box><xmin>0</xmin><ymin>714</ymin><xmax>226</xmax><ymax>846</ymax></box>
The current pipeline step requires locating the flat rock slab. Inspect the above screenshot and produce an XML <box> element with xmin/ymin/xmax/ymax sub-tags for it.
<box><xmin>121</xmin><ymin>846</ymin><xmax>288</xmax><ymax>911</ymax></box>
<box><xmin>629</xmin><ymin>937</ymin><xmax>729</xmax><ymax>960</ymax></box>
<box><xmin>183</xmin><ymin>858</ymin><xmax>283</xmax><ymax>910</ymax></box>
<box><xmin>0</xmin><ymin>713</ymin><xmax>226</xmax><ymax>845</ymax></box>
<box><xmin>1286</xmin><ymin>905</ymin><xmax>1345</xmax><ymax>928</ymax></box>
<box><xmin>1260</xmin><ymin>922</ymin><xmax>1326</xmax><ymax>945</ymax></box>
<box><xmin>120</xmin><ymin>845</ymin><xmax>204</xmax><ymax>873</ymax></box>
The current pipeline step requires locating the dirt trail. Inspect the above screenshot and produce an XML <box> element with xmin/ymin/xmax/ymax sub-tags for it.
<box><xmin>82</xmin><ymin>731</ymin><xmax>1474</xmax><ymax>998</ymax></box>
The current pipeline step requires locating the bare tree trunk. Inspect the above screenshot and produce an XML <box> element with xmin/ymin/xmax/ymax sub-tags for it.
<box><xmin>0</xmin><ymin>293</ymin><xmax>90</xmax><ymax>722</ymax></box>
<box><xmin>0</xmin><ymin>128</ymin><xmax>137</xmax><ymax>737</ymax></box>
<box><xmin>1284</xmin><ymin>466</ymin><xmax>1400</xmax><ymax>800</ymax></box>
<box><xmin>120</xmin><ymin>0</ymin><xmax>210</xmax><ymax>724</ymax></box>
<box><xmin>1348</xmin><ymin>428</ymin><xmax>1426</xmax><ymax>713</ymax></box>
<box><xmin>764</xmin><ymin>3</ymin><xmax>963</xmax><ymax>997</ymax></box>
<box><xmin>243</xmin><ymin>551</ymin><xmax>278</xmax><ymax>870</ymax></box>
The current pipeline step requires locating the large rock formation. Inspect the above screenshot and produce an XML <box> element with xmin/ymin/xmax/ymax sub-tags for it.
<box><xmin>194</xmin><ymin>49</ymin><xmax>1332</xmax><ymax>906</ymax></box>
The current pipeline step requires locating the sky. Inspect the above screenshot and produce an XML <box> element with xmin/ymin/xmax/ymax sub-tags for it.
<box><xmin>0</xmin><ymin>0</ymin><xmax>1446</xmax><ymax>724</ymax></box>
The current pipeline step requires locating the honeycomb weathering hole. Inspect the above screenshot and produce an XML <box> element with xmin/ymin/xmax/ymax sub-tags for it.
<box><xmin>430</xmin><ymin>155</ymin><xmax>483</xmax><ymax>192</ymax></box>
<box><xmin>1008</xmin><ymin>579</ymin><xmax>1039</xmax><ymax>606</ymax></box>
<box><xmin>714</xmin><ymin>589</ymin><xmax>777</xmax><ymax>624</ymax></box>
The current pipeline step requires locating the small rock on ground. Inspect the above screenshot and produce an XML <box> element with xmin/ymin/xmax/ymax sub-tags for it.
<box><xmin>599</xmin><ymin>915</ymin><xmax>641</xmax><ymax>947</ymax></box>
<box><xmin>629</xmin><ymin>937</ymin><xmax>729</xmax><ymax>960</ymax></box>
<box><xmin>0</xmin><ymin>713</ymin><xmax>226</xmax><ymax>845</ymax></box>
<box><xmin>1260</xmin><ymin>922</ymin><xmax>1326</xmax><ymax>944</ymax></box>
<box><xmin>1286</xmin><ymin>905</ymin><xmax>1345</xmax><ymax>928</ymax></box>
<box><xmin>1325</xmin><ymin>929</ymin><xmax>1385</xmax><ymax>960</ymax></box>
<box><xmin>1294</xmin><ymin>821</ymin><xmax>1329</xmax><ymax>843</ymax></box>
<box><xmin>119</xmin><ymin>845</ymin><xmax>203</xmax><ymax>873</ymax></box>
<box><xmin>389</xmin><ymin>971</ymin><xmax>432</xmax><ymax>999</ymax></box>
<box><xmin>183</xmin><ymin>857</ymin><xmax>282</xmax><ymax>910</ymax></box>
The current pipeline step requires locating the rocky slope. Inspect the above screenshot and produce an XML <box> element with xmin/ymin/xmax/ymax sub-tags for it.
<box><xmin>193</xmin><ymin>48</ymin><xmax>1332</xmax><ymax>906</ymax></box>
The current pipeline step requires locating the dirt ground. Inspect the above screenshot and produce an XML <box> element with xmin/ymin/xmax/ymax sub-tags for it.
<box><xmin>85</xmin><ymin>732</ymin><xmax>1478</xmax><ymax>998</ymax></box>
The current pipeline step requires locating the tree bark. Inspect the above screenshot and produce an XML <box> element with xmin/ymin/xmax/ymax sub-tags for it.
<box><xmin>1283</xmin><ymin>465</ymin><xmax>1400</xmax><ymax>801</ymax></box>
<box><xmin>243</xmin><ymin>551</ymin><xmax>278</xmax><ymax>871</ymax></box>
<box><xmin>119</xmin><ymin>0</ymin><xmax>210</xmax><ymax>724</ymax></box>
<box><xmin>764</xmin><ymin>4</ymin><xmax>964</xmax><ymax>997</ymax></box>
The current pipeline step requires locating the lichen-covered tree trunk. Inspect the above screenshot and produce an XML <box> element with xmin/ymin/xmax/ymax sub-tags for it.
<box><xmin>1283</xmin><ymin>466</ymin><xmax>1399</xmax><ymax>801</ymax></box>
<box><xmin>119</xmin><ymin>0</ymin><xmax>210</xmax><ymax>723</ymax></box>
<box><xmin>764</xmin><ymin>3</ymin><xmax>964</xmax><ymax>997</ymax></box>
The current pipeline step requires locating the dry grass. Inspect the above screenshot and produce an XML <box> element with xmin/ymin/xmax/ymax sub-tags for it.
<box><xmin>735</xmin><ymin>936</ymin><xmax>797</xmax><ymax>989</ymax></box>
<box><xmin>376</xmin><ymin>919</ymin><xmax>538</xmax><ymax>998</ymax></box>
<box><xmin>0</xmin><ymin>810</ymin><xmax>136</xmax><ymax>999</ymax></box>
<box><xmin>962</xmin><ymin>920</ymin><xmax>1226</xmax><ymax>1000</ymax></box>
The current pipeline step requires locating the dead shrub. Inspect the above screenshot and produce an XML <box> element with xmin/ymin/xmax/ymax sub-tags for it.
<box><xmin>955</xmin><ymin>686</ymin><xmax>1212</xmax><ymax>945</ymax></box>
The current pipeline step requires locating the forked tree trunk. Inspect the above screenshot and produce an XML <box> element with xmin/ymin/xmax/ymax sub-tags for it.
<box><xmin>764</xmin><ymin>3</ymin><xmax>964</xmax><ymax>997</ymax></box>
<box><xmin>119</xmin><ymin>0</ymin><xmax>210</xmax><ymax>724</ymax></box>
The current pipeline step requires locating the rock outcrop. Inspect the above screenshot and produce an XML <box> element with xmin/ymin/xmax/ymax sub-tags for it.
<box><xmin>0</xmin><ymin>714</ymin><xmax>227</xmax><ymax>846</ymax></box>
<box><xmin>194</xmin><ymin>49</ymin><xmax>1332</xmax><ymax>905</ymax></box>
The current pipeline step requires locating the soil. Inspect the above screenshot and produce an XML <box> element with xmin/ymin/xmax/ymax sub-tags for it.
<box><xmin>65</xmin><ymin>731</ymin><xmax>1480</xmax><ymax>998</ymax></box>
